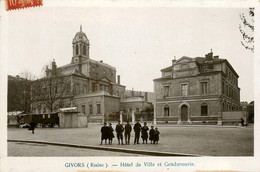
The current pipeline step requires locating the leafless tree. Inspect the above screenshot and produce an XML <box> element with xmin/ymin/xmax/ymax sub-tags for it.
<box><xmin>32</xmin><ymin>63</ymin><xmax>73</xmax><ymax>113</ymax></box>
<box><xmin>8</xmin><ymin>71</ymin><xmax>37</xmax><ymax>113</ymax></box>
<box><xmin>239</xmin><ymin>7</ymin><xmax>254</xmax><ymax>52</ymax></box>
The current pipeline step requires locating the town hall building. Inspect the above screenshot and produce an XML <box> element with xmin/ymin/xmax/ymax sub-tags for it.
<box><xmin>153</xmin><ymin>51</ymin><xmax>240</xmax><ymax>124</ymax></box>
<box><xmin>31</xmin><ymin>27</ymin><xmax>153</xmax><ymax>124</ymax></box>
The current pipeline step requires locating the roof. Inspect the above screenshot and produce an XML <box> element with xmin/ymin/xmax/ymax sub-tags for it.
<box><xmin>72</xmin><ymin>30</ymin><xmax>89</xmax><ymax>44</ymax></box>
<box><xmin>59</xmin><ymin>107</ymin><xmax>77</xmax><ymax>112</ymax></box>
<box><xmin>153</xmin><ymin>75</ymin><xmax>172</xmax><ymax>81</ymax></box>
<box><xmin>195</xmin><ymin>57</ymin><xmax>225</xmax><ymax>64</ymax></box>
<box><xmin>8</xmin><ymin>111</ymin><xmax>23</xmax><ymax>116</ymax></box>
<box><xmin>74</xmin><ymin>90</ymin><xmax>120</xmax><ymax>99</ymax></box>
<box><xmin>121</xmin><ymin>97</ymin><xmax>145</xmax><ymax>103</ymax></box>
<box><xmin>161</xmin><ymin>66</ymin><xmax>172</xmax><ymax>72</ymax></box>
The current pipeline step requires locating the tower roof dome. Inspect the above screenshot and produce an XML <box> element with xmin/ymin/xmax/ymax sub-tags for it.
<box><xmin>72</xmin><ymin>25</ymin><xmax>89</xmax><ymax>44</ymax></box>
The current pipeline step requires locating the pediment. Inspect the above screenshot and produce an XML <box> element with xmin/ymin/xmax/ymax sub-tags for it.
<box><xmin>100</xmin><ymin>77</ymin><xmax>111</xmax><ymax>82</ymax></box>
<box><xmin>176</xmin><ymin>56</ymin><xmax>193</xmax><ymax>64</ymax></box>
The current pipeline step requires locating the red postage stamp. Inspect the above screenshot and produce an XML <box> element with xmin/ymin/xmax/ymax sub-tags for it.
<box><xmin>5</xmin><ymin>0</ymin><xmax>42</xmax><ymax>11</ymax></box>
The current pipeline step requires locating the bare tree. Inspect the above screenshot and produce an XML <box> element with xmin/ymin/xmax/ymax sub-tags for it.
<box><xmin>32</xmin><ymin>62</ymin><xmax>73</xmax><ymax>113</ymax></box>
<box><xmin>239</xmin><ymin>7</ymin><xmax>254</xmax><ymax>52</ymax></box>
<box><xmin>8</xmin><ymin>71</ymin><xmax>37</xmax><ymax>113</ymax></box>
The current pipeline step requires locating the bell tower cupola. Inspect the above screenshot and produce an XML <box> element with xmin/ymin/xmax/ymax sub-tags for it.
<box><xmin>71</xmin><ymin>25</ymin><xmax>90</xmax><ymax>63</ymax></box>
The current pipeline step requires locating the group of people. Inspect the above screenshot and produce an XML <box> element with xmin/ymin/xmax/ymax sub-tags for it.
<box><xmin>100</xmin><ymin>120</ymin><xmax>160</xmax><ymax>145</ymax></box>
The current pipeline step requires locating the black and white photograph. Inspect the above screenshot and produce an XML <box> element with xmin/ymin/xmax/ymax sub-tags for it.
<box><xmin>0</xmin><ymin>0</ymin><xmax>259</xmax><ymax>171</ymax></box>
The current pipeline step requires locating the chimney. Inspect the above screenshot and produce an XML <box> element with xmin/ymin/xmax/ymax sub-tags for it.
<box><xmin>117</xmin><ymin>75</ymin><xmax>120</xmax><ymax>85</ymax></box>
<box><xmin>214</xmin><ymin>56</ymin><xmax>219</xmax><ymax>59</ymax></box>
<box><xmin>145</xmin><ymin>92</ymin><xmax>148</xmax><ymax>101</ymax></box>
<box><xmin>100</xmin><ymin>60</ymin><xmax>103</xmax><ymax>63</ymax></box>
<box><xmin>172</xmin><ymin>56</ymin><xmax>177</xmax><ymax>65</ymax></box>
<box><xmin>205</xmin><ymin>50</ymin><xmax>213</xmax><ymax>61</ymax></box>
<box><xmin>52</xmin><ymin>59</ymin><xmax>57</xmax><ymax>76</ymax></box>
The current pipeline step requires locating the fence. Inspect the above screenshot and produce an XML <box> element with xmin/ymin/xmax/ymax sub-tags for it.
<box><xmin>104</xmin><ymin>112</ymin><xmax>154</xmax><ymax>123</ymax></box>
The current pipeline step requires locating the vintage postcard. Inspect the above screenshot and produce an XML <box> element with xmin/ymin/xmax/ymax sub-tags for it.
<box><xmin>0</xmin><ymin>0</ymin><xmax>259</xmax><ymax>171</ymax></box>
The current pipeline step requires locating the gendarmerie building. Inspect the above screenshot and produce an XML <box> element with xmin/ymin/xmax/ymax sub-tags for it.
<box><xmin>153</xmin><ymin>51</ymin><xmax>240</xmax><ymax>124</ymax></box>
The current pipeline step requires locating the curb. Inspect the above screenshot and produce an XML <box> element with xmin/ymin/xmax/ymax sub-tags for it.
<box><xmin>8</xmin><ymin>139</ymin><xmax>201</xmax><ymax>157</ymax></box>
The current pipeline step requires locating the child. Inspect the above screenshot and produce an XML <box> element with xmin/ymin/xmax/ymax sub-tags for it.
<box><xmin>149</xmin><ymin>126</ymin><xmax>155</xmax><ymax>144</ymax></box>
<box><xmin>153</xmin><ymin>127</ymin><xmax>160</xmax><ymax>144</ymax></box>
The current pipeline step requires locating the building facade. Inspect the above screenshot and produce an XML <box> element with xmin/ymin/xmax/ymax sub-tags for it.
<box><xmin>154</xmin><ymin>51</ymin><xmax>240</xmax><ymax>124</ymax></box>
<box><xmin>32</xmin><ymin>27</ymin><xmax>126</xmax><ymax>123</ymax></box>
<box><xmin>121</xmin><ymin>89</ymin><xmax>154</xmax><ymax>113</ymax></box>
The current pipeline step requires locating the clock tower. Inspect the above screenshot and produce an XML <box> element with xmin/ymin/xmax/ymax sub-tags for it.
<box><xmin>71</xmin><ymin>25</ymin><xmax>90</xmax><ymax>64</ymax></box>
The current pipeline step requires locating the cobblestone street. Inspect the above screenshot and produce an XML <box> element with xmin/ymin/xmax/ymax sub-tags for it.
<box><xmin>8</xmin><ymin>124</ymin><xmax>254</xmax><ymax>156</ymax></box>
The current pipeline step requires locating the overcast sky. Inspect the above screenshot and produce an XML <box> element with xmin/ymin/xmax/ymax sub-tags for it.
<box><xmin>6</xmin><ymin>7</ymin><xmax>253</xmax><ymax>102</ymax></box>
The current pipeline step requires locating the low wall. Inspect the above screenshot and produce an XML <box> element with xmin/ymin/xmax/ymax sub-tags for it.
<box><xmin>222</xmin><ymin>111</ymin><xmax>243</xmax><ymax>120</ymax></box>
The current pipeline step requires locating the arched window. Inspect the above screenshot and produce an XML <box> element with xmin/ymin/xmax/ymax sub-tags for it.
<box><xmin>83</xmin><ymin>45</ymin><xmax>87</xmax><ymax>55</ymax></box>
<box><xmin>201</xmin><ymin>102</ymin><xmax>208</xmax><ymax>116</ymax></box>
<box><xmin>164</xmin><ymin>105</ymin><xmax>169</xmax><ymax>116</ymax></box>
<box><xmin>76</xmin><ymin>44</ymin><xmax>79</xmax><ymax>55</ymax></box>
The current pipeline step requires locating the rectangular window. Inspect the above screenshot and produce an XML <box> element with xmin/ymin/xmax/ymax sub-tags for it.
<box><xmin>43</xmin><ymin>107</ymin><xmax>46</xmax><ymax>114</ymax></box>
<box><xmin>81</xmin><ymin>105</ymin><xmax>86</xmax><ymax>114</ymax></box>
<box><xmin>136</xmin><ymin>108</ymin><xmax>139</xmax><ymax>113</ymax></box>
<box><xmin>181</xmin><ymin>63</ymin><xmax>188</xmax><ymax>69</ymax></box>
<box><xmin>201</xmin><ymin>82</ymin><xmax>208</xmax><ymax>94</ymax></box>
<box><xmin>84</xmin><ymin>86</ymin><xmax>87</xmax><ymax>93</ymax></box>
<box><xmin>226</xmin><ymin>85</ymin><xmax>228</xmax><ymax>96</ymax></box>
<box><xmin>181</xmin><ymin>84</ymin><xmax>188</xmax><ymax>96</ymax></box>
<box><xmin>89</xmin><ymin>105</ymin><xmax>93</xmax><ymax>114</ymax></box>
<box><xmin>97</xmin><ymin>104</ymin><xmax>101</xmax><ymax>114</ymax></box>
<box><xmin>42</xmin><ymin>114</ymin><xmax>45</xmax><ymax>118</ymax></box>
<box><xmin>92</xmin><ymin>82</ymin><xmax>96</xmax><ymax>92</ymax></box>
<box><xmin>164</xmin><ymin>86</ymin><xmax>169</xmax><ymax>97</ymax></box>
<box><xmin>222</xmin><ymin>82</ymin><xmax>225</xmax><ymax>94</ymax></box>
<box><xmin>129</xmin><ymin>108</ymin><xmax>132</xmax><ymax>113</ymax></box>
<box><xmin>75</xmin><ymin>84</ymin><xmax>80</xmax><ymax>94</ymax></box>
<box><xmin>48</xmin><ymin>114</ymin><xmax>50</xmax><ymax>118</ymax></box>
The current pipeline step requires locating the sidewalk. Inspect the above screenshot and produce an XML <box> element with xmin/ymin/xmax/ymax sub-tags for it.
<box><xmin>8</xmin><ymin>124</ymin><xmax>254</xmax><ymax>156</ymax></box>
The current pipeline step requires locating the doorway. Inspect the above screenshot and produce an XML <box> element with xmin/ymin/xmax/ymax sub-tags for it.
<box><xmin>181</xmin><ymin>105</ymin><xmax>188</xmax><ymax>122</ymax></box>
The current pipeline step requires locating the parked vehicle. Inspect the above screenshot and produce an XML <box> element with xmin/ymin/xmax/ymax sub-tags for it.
<box><xmin>19</xmin><ymin>123</ymin><xmax>30</xmax><ymax>128</ymax></box>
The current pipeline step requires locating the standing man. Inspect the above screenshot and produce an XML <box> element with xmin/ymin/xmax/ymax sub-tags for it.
<box><xmin>141</xmin><ymin>122</ymin><xmax>149</xmax><ymax>144</ymax></box>
<box><xmin>241</xmin><ymin>118</ymin><xmax>245</xmax><ymax>127</ymax></box>
<box><xmin>115</xmin><ymin>120</ymin><xmax>124</xmax><ymax>145</ymax></box>
<box><xmin>133</xmin><ymin>120</ymin><xmax>142</xmax><ymax>144</ymax></box>
<box><xmin>124</xmin><ymin>121</ymin><xmax>132</xmax><ymax>145</ymax></box>
<box><xmin>100</xmin><ymin>122</ymin><xmax>109</xmax><ymax>145</ymax></box>
<box><xmin>29</xmin><ymin>120</ymin><xmax>36</xmax><ymax>134</ymax></box>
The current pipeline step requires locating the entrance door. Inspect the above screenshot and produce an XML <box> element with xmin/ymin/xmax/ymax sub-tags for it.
<box><xmin>181</xmin><ymin>105</ymin><xmax>188</xmax><ymax>122</ymax></box>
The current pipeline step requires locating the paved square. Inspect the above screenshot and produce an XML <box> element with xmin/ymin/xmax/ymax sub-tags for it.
<box><xmin>8</xmin><ymin>124</ymin><xmax>253</xmax><ymax>156</ymax></box>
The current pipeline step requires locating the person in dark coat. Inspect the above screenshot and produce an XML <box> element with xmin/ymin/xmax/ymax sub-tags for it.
<box><xmin>124</xmin><ymin>121</ymin><xmax>132</xmax><ymax>145</ymax></box>
<box><xmin>153</xmin><ymin>127</ymin><xmax>160</xmax><ymax>144</ymax></box>
<box><xmin>108</xmin><ymin>123</ymin><xmax>115</xmax><ymax>145</ymax></box>
<box><xmin>29</xmin><ymin>121</ymin><xmax>36</xmax><ymax>134</ymax></box>
<box><xmin>149</xmin><ymin>125</ymin><xmax>155</xmax><ymax>144</ymax></box>
<box><xmin>100</xmin><ymin>122</ymin><xmax>109</xmax><ymax>145</ymax></box>
<box><xmin>241</xmin><ymin>118</ymin><xmax>245</xmax><ymax>127</ymax></box>
<box><xmin>115</xmin><ymin>121</ymin><xmax>124</xmax><ymax>145</ymax></box>
<box><xmin>133</xmin><ymin>120</ymin><xmax>142</xmax><ymax>144</ymax></box>
<box><xmin>141</xmin><ymin>122</ymin><xmax>149</xmax><ymax>144</ymax></box>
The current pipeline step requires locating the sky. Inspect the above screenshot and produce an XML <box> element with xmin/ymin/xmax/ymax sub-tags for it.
<box><xmin>6</xmin><ymin>7</ymin><xmax>253</xmax><ymax>102</ymax></box>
